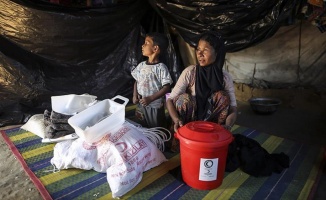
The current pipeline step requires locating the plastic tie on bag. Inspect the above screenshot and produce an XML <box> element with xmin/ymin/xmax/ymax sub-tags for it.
<box><xmin>43</xmin><ymin>164</ymin><xmax>60</xmax><ymax>173</ymax></box>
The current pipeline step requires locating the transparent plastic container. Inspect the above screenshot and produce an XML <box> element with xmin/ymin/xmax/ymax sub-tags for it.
<box><xmin>68</xmin><ymin>95</ymin><xmax>129</xmax><ymax>143</ymax></box>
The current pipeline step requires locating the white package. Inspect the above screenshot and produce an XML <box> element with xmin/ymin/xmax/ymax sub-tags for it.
<box><xmin>50</xmin><ymin>121</ymin><xmax>167</xmax><ymax>198</ymax></box>
<box><xmin>21</xmin><ymin>114</ymin><xmax>46</xmax><ymax>138</ymax></box>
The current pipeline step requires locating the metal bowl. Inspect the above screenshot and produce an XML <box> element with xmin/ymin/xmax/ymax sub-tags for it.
<box><xmin>248</xmin><ymin>97</ymin><xmax>282</xmax><ymax>114</ymax></box>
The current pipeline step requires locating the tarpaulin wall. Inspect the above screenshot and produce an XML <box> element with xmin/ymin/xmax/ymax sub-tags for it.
<box><xmin>172</xmin><ymin>20</ymin><xmax>326</xmax><ymax>90</ymax></box>
<box><xmin>0</xmin><ymin>0</ymin><xmax>152</xmax><ymax>125</ymax></box>
<box><xmin>0</xmin><ymin>0</ymin><xmax>307</xmax><ymax>126</ymax></box>
<box><xmin>226</xmin><ymin>20</ymin><xmax>326</xmax><ymax>90</ymax></box>
<box><xmin>149</xmin><ymin>0</ymin><xmax>298</xmax><ymax>51</ymax></box>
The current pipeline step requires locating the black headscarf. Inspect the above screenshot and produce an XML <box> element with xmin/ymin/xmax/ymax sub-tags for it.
<box><xmin>195</xmin><ymin>31</ymin><xmax>226</xmax><ymax>120</ymax></box>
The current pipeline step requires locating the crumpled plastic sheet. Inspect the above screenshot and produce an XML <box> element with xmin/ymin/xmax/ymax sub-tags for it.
<box><xmin>0</xmin><ymin>0</ymin><xmax>150</xmax><ymax>126</ymax></box>
<box><xmin>149</xmin><ymin>0</ymin><xmax>298</xmax><ymax>51</ymax></box>
<box><xmin>0</xmin><ymin>0</ymin><xmax>299</xmax><ymax>126</ymax></box>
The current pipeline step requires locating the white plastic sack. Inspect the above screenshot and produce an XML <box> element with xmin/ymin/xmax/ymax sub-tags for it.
<box><xmin>51</xmin><ymin>94</ymin><xmax>97</xmax><ymax>115</ymax></box>
<box><xmin>50</xmin><ymin>121</ymin><xmax>167</xmax><ymax>198</ymax></box>
<box><xmin>21</xmin><ymin>114</ymin><xmax>46</xmax><ymax>138</ymax></box>
<box><xmin>106</xmin><ymin>123</ymin><xmax>167</xmax><ymax>198</ymax></box>
<box><xmin>51</xmin><ymin>139</ymin><xmax>99</xmax><ymax>170</ymax></box>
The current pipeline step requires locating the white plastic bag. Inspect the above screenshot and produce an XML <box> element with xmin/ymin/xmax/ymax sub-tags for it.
<box><xmin>106</xmin><ymin>122</ymin><xmax>167</xmax><ymax>198</ymax></box>
<box><xmin>50</xmin><ymin>121</ymin><xmax>168</xmax><ymax>198</ymax></box>
<box><xmin>21</xmin><ymin>114</ymin><xmax>46</xmax><ymax>138</ymax></box>
<box><xmin>51</xmin><ymin>139</ymin><xmax>100</xmax><ymax>171</ymax></box>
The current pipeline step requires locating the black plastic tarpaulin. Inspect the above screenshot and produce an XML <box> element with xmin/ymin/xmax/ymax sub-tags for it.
<box><xmin>149</xmin><ymin>0</ymin><xmax>298</xmax><ymax>51</ymax></box>
<box><xmin>0</xmin><ymin>0</ymin><xmax>298</xmax><ymax>126</ymax></box>
<box><xmin>0</xmin><ymin>0</ymin><xmax>152</xmax><ymax>125</ymax></box>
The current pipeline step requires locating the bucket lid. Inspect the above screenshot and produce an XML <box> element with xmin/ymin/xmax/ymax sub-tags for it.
<box><xmin>177</xmin><ymin>121</ymin><xmax>233</xmax><ymax>144</ymax></box>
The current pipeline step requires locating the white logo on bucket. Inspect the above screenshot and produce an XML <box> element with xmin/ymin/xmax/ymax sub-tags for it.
<box><xmin>199</xmin><ymin>158</ymin><xmax>218</xmax><ymax>181</ymax></box>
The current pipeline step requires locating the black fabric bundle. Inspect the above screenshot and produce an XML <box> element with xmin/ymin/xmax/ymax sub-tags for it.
<box><xmin>226</xmin><ymin>134</ymin><xmax>290</xmax><ymax>177</ymax></box>
<box><xmin>44</xmin><ymin>110</ymin><xmax>74</xmax><ymax>139</ymax></box>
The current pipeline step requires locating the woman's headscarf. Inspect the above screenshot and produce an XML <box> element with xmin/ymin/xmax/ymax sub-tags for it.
<box><xmin>195</xmin><ymin>31</ymin><xmax>226</xmax><ymax>120</ymax></box>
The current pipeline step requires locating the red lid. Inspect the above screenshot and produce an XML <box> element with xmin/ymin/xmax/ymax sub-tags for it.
<box><xmin>177</xmin><ymin>121</ymin><xmax>233</xmax><ymax>144</ymax></box>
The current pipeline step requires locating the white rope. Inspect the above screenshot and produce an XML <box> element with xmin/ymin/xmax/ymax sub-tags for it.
<box><xmin>124</xmin><ymin>120</ymin><xmax>171</xmax><ymax>152</ymax></box>
<box><xmin>142</xmin><ymin>127</ymin><xmax>171</xmax><ymax>152</ymax></box>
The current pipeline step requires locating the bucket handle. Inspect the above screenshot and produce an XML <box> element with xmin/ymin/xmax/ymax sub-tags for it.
<box><xmin>174</xmin><ymin>122</ymin><xmax>216</xmax><ymax>139</ymax></box>
<box><xmin>111</xmin><ymin>95</ymin><xmax>129</xmax><ymax>106</ymax></box>
<box><xmin>192</xmin><ymin>122</ymin><xmax>215</xmax><ymax>132</ymax></box>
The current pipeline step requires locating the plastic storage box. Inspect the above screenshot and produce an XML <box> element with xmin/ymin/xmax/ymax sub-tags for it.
<box><xmin>68</xmin><ymin>95</ymin><xmax>129</xmax><ymax>143</ymax></box>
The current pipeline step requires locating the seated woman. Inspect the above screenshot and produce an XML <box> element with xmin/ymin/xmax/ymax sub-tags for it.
<box><xmin>166</xmin><ymin>31</ymin><xmax>237</xmax><ymax>134</ymax></box>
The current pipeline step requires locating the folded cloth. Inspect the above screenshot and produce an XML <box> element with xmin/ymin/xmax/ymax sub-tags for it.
<box><xmin>50</xmin><ymin>123</ymin><xmax>75</xmax><ymax>132</ymax></box>
<box><xmin>45</xmin><ymin>126</ymin><xmax>74</xmax><ymax>139</ymax></box>
<box><xmin>44</xmin><ymin>109</ymin><xmax>74</xmax><ymax>139</ymax></box>
<box><xmin>44</xmin><ymin>109</ymin><xmax>73</xmax><ymax>125</ymax></box>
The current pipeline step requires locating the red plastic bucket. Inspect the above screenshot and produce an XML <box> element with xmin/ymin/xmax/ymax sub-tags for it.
<box><xmin>175</xmin><ymin>121</ymin><xmax>234</xmax><ymax>190</ymax></box>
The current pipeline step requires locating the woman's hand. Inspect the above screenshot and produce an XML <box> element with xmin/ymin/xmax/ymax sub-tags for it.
<box><xmin>166</xmin><ymin>98</ymin><xmax>183</xmax><ymax>132</ymax></box>
<box><xmin>222</xmin><ymin>124</ymin><xmax>232</xmax><ymax>131</ymax></box>
<box><xmin>223</xmin><ymin>106</ymin><xmax>237</xmax><ymax>131</ymax></box>
<box><xmin>173</xmin><ymin>118</ymin><xmax>183</xmax><ymax>132</ymax></box>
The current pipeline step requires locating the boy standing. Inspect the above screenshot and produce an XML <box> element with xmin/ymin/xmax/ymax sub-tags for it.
<box><xmin>131</xmin><ymin>32</ymin><xmax>173</xmax><ymax>128</ymax></box>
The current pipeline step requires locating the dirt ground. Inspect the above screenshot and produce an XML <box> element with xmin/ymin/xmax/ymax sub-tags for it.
<box><xmin>0</xmin><ymin>125</ymin><xmax>42</xmax><ymax>200</ymax></box>
<box><xmin>235</xmin><ymin>84</ymin><xmax>326</xmax><ymax>200</ymax></box>
<box><xmin>0</xmin><ymin>85</ymin><xmax>325</xmax><ymax>200</ymax></box>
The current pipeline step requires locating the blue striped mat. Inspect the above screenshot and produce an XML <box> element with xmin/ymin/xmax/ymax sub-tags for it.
<box><xmin>1</xmin><ymin>123</ymin><xmax>325</xmax><ymax>200</ymax></box>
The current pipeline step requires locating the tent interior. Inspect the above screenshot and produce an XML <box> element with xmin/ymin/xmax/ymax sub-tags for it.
<box><xmin>0</xmin><ymin>0</ymin><xmax>325</xmax><ymax>125</ymax></box>
<box><xmin>1</xmin><ymin>0</ymin><xmax>326</xmax><ymax>199</ymax></box>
